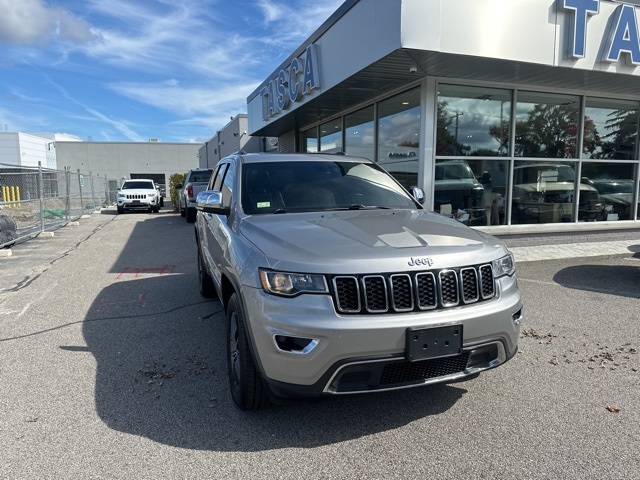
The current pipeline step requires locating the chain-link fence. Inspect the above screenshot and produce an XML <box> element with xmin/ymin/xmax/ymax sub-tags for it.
<box><xmin>0</xmin><ymin>162</ymin><xmax>117</xmax><ymax>248</ymax></box>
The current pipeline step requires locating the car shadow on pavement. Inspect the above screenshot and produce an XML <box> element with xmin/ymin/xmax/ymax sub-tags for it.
<box><xmin>82</xmin><ymin>273</ymin><xmax>467</xmax><ymax>452</ymax></box>
<box><xmin>552</xmin><ymin>263</ymin><xmax>640</xmax><ymax>299</ymax></box>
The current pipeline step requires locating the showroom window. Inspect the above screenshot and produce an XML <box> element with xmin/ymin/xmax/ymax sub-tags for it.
<box><xmin>581</xmin><ymin>162</ymin><xmax>638</xmax><ymax>220</ymax></box>
<box><xmin>434</xmin><ymin>158</ymin><xmax>510</xmax><ymax>226</ymax></box>
<box><xmin>320</xmin><ymin>118</ymin><xmax>342</xmax><ymax>153</ymax></box>
<box><xmin>302</xmin><ymin>128</ymin><xmax>318</xmax><ymax>153</ymax></box>
<box><xmin>514</xmin><ymin>92</ymin><xmax>581</xmax><ymax>158</ymax></box>
<box><xmin>344</xmin><ymin>105</ymin><xmax>375</xmax><ymax>160</ymax></box>
<box><xmin>377</xmin><ymin>87</ymin><xmax>421</xmax><ymax>189</ymax></box>
<box><xmin>511</xmin><ymin>160</ymin><xmax>581</xmax><ymax>224</ymax></box>
<box><xmin>583</xmin><ymin>98</ymin><xmax>639</xmax><ymax>160</ymax></box>
<box><xmin>437</xmin><ymin>85</ymin><xmax>511</xmax><ymax>157</ymax></box>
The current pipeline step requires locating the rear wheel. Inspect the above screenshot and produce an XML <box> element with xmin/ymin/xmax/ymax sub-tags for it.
<box><xmin>198</xmin><ymin>245</ymin><xmax>216</xmax><ymax>298</ymax></box>
<box><xmin>186</xmin><ymin>208</ymin><xmax>196</xmax><ymax>223</ymax></box>
<box><xmin>227</xmin><ymin>293</ymin><xmax>269</xmax><ymax>411</ymax></box>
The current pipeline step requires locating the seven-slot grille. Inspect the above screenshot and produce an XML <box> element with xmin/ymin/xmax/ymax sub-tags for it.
<box><xmin>332</xmin><ymin>264</ymin><xmax>494</xmax><ymax>314</ymax></box>
<box><xmin>125</xmin><ymin>194</ymin><xmax>147</xmax><ymax>200</ymax></box>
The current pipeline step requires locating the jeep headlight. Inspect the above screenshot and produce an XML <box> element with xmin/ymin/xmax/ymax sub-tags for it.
<box><xmin>492</xmin><ymin>253</ymin><xmax>515</xmax><ymax>278</ymax></box>
<box><xmin>148</xmin><ymin>193</ymin><xmax>155</xmax><ymax>198</ymax></box>
<box><xmin>259</xmin><ymin>269</ymin><xmax>328</xmax><ymax>297</ymax></box>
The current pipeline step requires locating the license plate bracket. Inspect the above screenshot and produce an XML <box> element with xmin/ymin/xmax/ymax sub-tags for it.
<box><xmin>406</xmin><ymin>325</ymin><xmax>463</xmax><ymax>362</ymax></box>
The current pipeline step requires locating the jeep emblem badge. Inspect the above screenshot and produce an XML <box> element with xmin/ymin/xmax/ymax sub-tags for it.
<box><xmin>408</xmin><ymin>257</ymin><xmax>434</xmax><ymax>267</ymax></box>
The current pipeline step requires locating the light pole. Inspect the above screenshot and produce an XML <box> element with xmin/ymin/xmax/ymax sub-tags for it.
<box><xmin>452</xmin><ymin>112</ymin><xmax>464</xmax><ymax>154</ymax></box>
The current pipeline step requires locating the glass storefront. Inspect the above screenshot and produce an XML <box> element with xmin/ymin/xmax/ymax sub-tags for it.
<box><xmin>434</xmin><ymin>158</ymin><xmax>510</xmax><ymax>226</ymax></box>
<box><xmin>514</xmin><ymin>92</ymin><xmax>581</xmax><ymax>159</ymax></box>
<box><xmin>377</xmin><ymin>88</ymin><xmax>421</xmax><ymax>189</ymax></box>
<box><xmin>298</xmin><ymin>82</ymin><xmax>639</xmax><ymax>227</ymax></box>
<box><xmin>437</xmin><ymin>85</ymin><xmax>511</xmax><ymax>157</ymax></box>
<box><xmin>303</xmin><ymin>128</ymin><xmax>318</xmax><ymax>153</ymax></box>
<box><xmin>320</xmin><ymin>118</ymin><xmax>342</xmax><ymax>153</ymax></box>
<box><xmin>584</xmin><ymin>98</ymin><xmax>639</xmax><ymax>160</ymax></box>
<box><xmin>344</xmin><ymin>106</ymin><xmax>375</xmax><ymax>160</ymax></box>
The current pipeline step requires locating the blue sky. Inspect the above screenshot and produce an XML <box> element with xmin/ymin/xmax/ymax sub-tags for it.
<box><xmin>0</xmin><ymin>0</ymin><xmax>343</xmax><ymax>143</ymax></box>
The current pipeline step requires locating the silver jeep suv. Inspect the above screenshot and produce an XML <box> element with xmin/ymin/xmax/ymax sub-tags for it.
<box><xmin>195</xmin><ymin>153</ymin><xmax>522</xmax><ymax>410</ymax></box>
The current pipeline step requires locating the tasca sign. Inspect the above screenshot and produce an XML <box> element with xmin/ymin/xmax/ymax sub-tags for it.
<box><xmin>563</xmin><ymin>0</ymin><xmax>640</xmax><ymax>64</ymax></box>
<box><xmin>260</xmin><ymin>44</ymin><xmax>320</xmax><ymax>120</ymax></box>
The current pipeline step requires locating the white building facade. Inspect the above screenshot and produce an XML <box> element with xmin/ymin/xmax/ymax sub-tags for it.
<box><xmin>247</xmin><ymin>0</ymin><xmax>640</xmax><ymax>232</ymax></box>
<box><xmin>56</xmin><ymin>141</ymin><xmax>202</xmax><ymax>192</ymax></box>
<box><xmin>0</xmin><ymin>132</ymin><xmax>81</xmax><ymax>170</ymax></box>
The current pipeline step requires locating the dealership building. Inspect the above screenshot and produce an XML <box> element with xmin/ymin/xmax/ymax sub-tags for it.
<box><xmin>246</xmin><ymin>0</ymin><xmax>640</xmax><ymax>233</ymax></box>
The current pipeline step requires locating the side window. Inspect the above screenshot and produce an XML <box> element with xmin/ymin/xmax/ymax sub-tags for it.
<box><xmin>211</xmin><ymin>164</ymin><xmax>228</xmax><ymax>191</ymax></box>
<box><xmin>221</xmin><ymin>162</ymin><xmax>235</xmax><ymax>208</ymax></box>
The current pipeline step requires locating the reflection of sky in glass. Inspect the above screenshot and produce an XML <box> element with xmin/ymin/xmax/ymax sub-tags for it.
<box><xmin>378</xmin><ymin>107</ymin><xmax>420</xmax><ymax>162</ymax></box>
<box><xmin>345</xmin><ymin>122</ymin><xmax>375</xmax><ymax>159</ymax></box>
<box><xmin>440</xmin><ymin>97</ymin><xmax>510</xmax><ymax>154</ymax></box>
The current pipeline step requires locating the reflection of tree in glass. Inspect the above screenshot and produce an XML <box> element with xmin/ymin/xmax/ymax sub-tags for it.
<box><xmin>514</xmin><ymin>104</ymin><xmax>579</xmax><ymax>157</ymax></box>
<box><xmin>597</xmin><ymin>109</ymin><xmax>639</xmax><ymax>160</ymax></box>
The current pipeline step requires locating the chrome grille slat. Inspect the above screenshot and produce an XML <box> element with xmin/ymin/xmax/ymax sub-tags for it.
<box><xmin>332</xmin><ymin>264</ymin><xmax>495</xmax><ymax>315</ymax></box>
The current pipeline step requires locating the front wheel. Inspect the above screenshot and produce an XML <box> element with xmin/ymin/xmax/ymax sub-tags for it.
<box><xmin>117</xmin><ymin>206</ymin><xmax>124</xmax><ymax>214</ymax></box>
<box><xmin>227</xmin><ymin>293</ymin><xmax>269</xmax><ymax>411</ymax></box>
<box><xmin>186</xmin><ymin>208</ymin><xmax>196</xmax><ymax>223</ymax></box>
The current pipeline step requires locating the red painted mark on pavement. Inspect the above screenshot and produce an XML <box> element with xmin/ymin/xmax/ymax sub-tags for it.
<box><xmin>116</xmin><ymin>265</ymin><xmax>176</xmax><ymax>280</ymax></box>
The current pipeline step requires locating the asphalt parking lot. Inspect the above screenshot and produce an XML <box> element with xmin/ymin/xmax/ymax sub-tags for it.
<box><xmin>1</xmin><ymin>207</ymin><xmax>638</xmax><ymax>479</ymax></box>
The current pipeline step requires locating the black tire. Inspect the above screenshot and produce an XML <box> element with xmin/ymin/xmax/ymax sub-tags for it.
<box><xmin>227</xmin><ymin>293</ymin><xmax>269</xmax><ymax>411</ymax></box>
<box><xmin>0</xmin><ymin>229</ymin><xmax>17</xmax><ymax>248</ymax></box>
<box><xmin>186</xmin><ymin>208</ymin><xmax>196</xmax><ymax>223</ymax></box>
<box><xmin>117</xmin><ymin>206</ymin><xmax>124</xmax><ymax>214</ymax></box>
<box><xmin>153</xmin><ymin>205</ymin><xmax>160</xmax><ymax>213</ymax></box>
<box><xmin>160</xmin><ymin>197</ymin><xmax>164</xmax><ymax>207</ymax></box>
<box><xmin>198</xmin><ymin>245</ymin><xmax>216</xmax><ymax>298</ymax></box>
<box><xmin>0</xmin><ymin>215</ymin><xmax>17</xmax><ymax>233</ymax></box>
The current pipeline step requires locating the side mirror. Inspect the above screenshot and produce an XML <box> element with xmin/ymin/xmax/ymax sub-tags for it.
<box><xmin>196</xmin><ymin>190</ymin><xmax>230</xmax><ymax>215</ymax></box>
<box><xmin>174</xmin><ymin>183</ymin><xmax>183</xmax><ymax>190</ymax></box>
<box><xmin>410</xmin><ymin>187</ymin><xmax>426</xmax><ymax>205</ymax></box>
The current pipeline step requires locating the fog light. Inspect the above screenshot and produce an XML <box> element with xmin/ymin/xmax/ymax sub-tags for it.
<box><xmin>274</xmin><ymin>335</ymin><xmax>318</xmax><ymax>354</ymax></box>
<box><xmin>512</xmin><ymin>308</ymin><xmax>523</xmax><ymax>326</ymax></box>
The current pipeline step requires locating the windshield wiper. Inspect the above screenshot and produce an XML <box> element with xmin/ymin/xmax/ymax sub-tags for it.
<box><xmin>347</xmin><ymin>204</ymin><xmax>391</xmax><ymax>210</ymax></box>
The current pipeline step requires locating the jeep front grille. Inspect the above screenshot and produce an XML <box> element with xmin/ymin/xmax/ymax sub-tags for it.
<box><xmin>331</xmin><ymin>264</ymin><xmax>495</xmax><ymax>315</ymax></box>
<box><xmin>125</xmin><ymin>194</ymin><xmax>147</xmax><ymax>200</ymax></box>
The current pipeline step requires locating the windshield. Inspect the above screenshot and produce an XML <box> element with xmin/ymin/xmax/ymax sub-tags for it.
<box><xmin>515</xmin><ymin>165</ymin><xmax>575</xmax><ymax>184</ymax></box>
<box><xmin>241</xmin><ymin>160</ymin><xmax>418</xmax><ymax>214</ymax></box>
<box><xmin>593</xmin><ymin>180</ymin><xmax>634</xmax><ymax>194</ymax></box>
<box><xmin>435</xmin><ymin>161</ymin><xmax>475</xmax><ymax>180</ymax></box>
<box><xmin>122</xmin><ymin>181</ymin><xmax>154</xmax><ymax>189</ymax></box>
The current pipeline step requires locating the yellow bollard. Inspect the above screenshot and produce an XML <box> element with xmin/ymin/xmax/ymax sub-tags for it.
<box><xmin>1</xmin><ymin>186</ymin><xmax>6</xmax><ymax>207</ymax></box>
<box><xmin>9</xmin><ymin>186</ymin><xmax>16</xmax><ymax>208</ymax></box>
<box><xmin>15</xmin><ymin>186</ymin><xmax>20</xmax><ymax>206</ymax></box>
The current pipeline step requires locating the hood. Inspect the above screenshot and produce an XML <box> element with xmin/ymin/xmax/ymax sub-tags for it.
<box><xmin>240</xmin><ymin>209</ymin><xmax>507</xmax><ymax>273</ymax></box>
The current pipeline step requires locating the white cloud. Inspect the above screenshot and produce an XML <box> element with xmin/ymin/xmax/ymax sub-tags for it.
<box><xmin>256</xmin><ymin>0</ymin><xmax>285</xmax><ymax>23</ymax></box>
<box><xmin>108</xmin><ymin>81</ymin><xmax>258</xmax><ymax>118</ymax></box>
<box><xmin>0</xmin><ymin>0</ymin><xmax>95</xmax><ymax>45</ymax></box>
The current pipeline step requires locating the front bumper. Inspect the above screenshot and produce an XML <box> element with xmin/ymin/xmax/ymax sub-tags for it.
<box><xmin>241</xmin><ymin>274</ymin><xmax>522</xmax><ymax>399</ymax></box>
<box><xmin>117</xmin><ymin>198</ymin><xmax>157</xmax><ymax>209</ymax></box>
